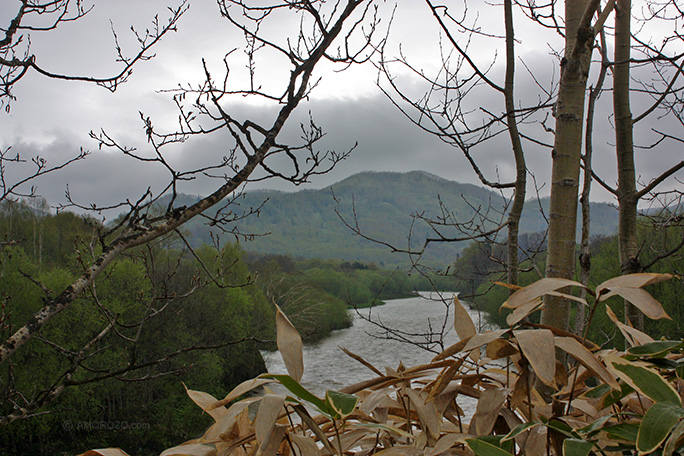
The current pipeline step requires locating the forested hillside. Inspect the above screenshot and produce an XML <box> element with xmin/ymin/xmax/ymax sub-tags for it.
<box><xmin>455</xmin><ymin>220</ymin><xmax>684</xmax><ymax>346</ymax></box>
<box><xmin>0</xmin><ymin>199</ymin><xmax>444</xmax><ymax>455</ymax></box>
<box><xmin>177</xmin><ymin>171</ymin><xmax>619</xmax><ymax>267</ymax></box>
<box><xmin>0</xmin><ymin>202</ymin><xmax>274</xmax><ymax>454</ymax></box>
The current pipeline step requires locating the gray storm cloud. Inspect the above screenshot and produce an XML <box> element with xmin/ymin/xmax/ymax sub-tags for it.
<box><xmin>2</xmin><ymin>0</ymin><xmax>682</xmax><ymax>213</ymax></box>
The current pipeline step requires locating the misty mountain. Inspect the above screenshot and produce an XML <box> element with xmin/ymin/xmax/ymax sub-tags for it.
<box><xmin>175</xmin><ymin>171</ymin><xmax>619</xmax><ymax>267</ymax></box>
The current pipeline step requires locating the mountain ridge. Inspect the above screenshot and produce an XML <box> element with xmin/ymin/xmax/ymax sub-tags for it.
<box><xmin>175</xmin><ymin>171</ymin><xmax>618</xmax><ymax>267</ymax></box>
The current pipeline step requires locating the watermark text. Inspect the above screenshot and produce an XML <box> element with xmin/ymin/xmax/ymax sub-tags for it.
<box><xmin>62</xmin><ymin>420</ymin><xmax>150</xmax><ymax>432</ymax></box>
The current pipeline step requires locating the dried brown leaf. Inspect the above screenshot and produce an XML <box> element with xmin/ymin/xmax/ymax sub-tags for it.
<box><xmin>275</xmin><ymin>303</ymin><xmax>304</xmax><ymax>382</ymax></box>
<box><xmin>236</xmin><ymin>406</ymin><xmax>252</xmax><ymax>437</ymax></box>
<box><xmin>506</xmin><ymin>297</ymin><xmax>544</xmax><ymax>327</ymax></box>
<box><xmin>510</xmin><ymin>365</ymin><xmax>531</xmax><ymax>412</ymax></box>
<box><xmin>468</xmin><ymin>387</ymin><xmax>509</xmax><ymax>436</ymax></box>
<box><xmin>524</xmin><ymin>425</ymin><xmax>548</xmax><ymax>455</ymax></box>
<box><xmin>259</xmin><ymin>424</ymin><xmax>287</xmax><ymax>456</ymax></box>
<box><xmin>402</xmin><ymin>387</ymin><xmax>441</xmax><ymax>441</ymax></box>
<box><xmin>426</xmin><ymin>358</ymin><xmax>465</xmax><ymax>402</ymax></box>
<box><xmin>514</xmin><ymin>329</ymin><xmax>556</xmax><ymax>387</ymax></box>
<box><xmin>255</xmin><ymin>394</ymin><xmax>285</xmax><ymax>450</ymax></box>
<box><xmin>432</xmin><ymin>337</ymin><xmax>471</xmax><ymax>362</ymax></box>
<box><xmin>292</xmin><ymin>404</ymin><xmax>336</xmax><ymax>454</ymax></box>
<box><xmin>431</xmin><ymin>433</ymin><xmax>469</xmax><ymax>455</ymax></box>
<box><xmin>360</xmin><ymin>387</ymin><xmax>395</xmax><ymax>415</ymax></box>
<box><xmin>602</xmin><ymin>287</ymin><xmax>671</xmax><ymax>320</ymax></box>
<box><xmin>78</xmin><ymin>451</ymin><xmax>131</xmax><ymax>456</ymax></box>
<box><xmin>605</xmin><ymin>305</ymin><xmax>654</xmax><ymax>346</ymax></box>
<box><xmin>289</xmin><ymin>434</ymin><xmax>322</xmax><ymax>456</ymax></box>
<box><xmin>554</xmin><ymin>337</ymin><xmax>619</xmax><ymax>389</ymax></box>
<box><xmin>159</xmin><ymin>443</ymin><xmax>218</xmax><ymax>456</ymax></box>
<box><xmin>596</xmin><ymin>273</ymin><xmax>674</xmax><ymax>295</ymax></box>
<box><xmin>184</xmin><ymin>385</ymin><xmax>227</xmax><ymax>422</ymax></box>
<box><xmin>340</xmin><ymin>375</ymin><xmax>396</xmax><ymax>394</ymax></box>
<box><xmin>209</xmin><ymin>397</ymin><xmax>260</xmax><ymax>441</ymax></box>
<box><xmin>373</xmin><ymin>447</ymin><xmax>424</xmax><ymax>455</ymax></box>
<box><xmin>486</xmin><ymin>338</ymin><xmax>519</xmax><ymax>359</ymax></box>
<box><xmin>546</xmin><ymin>290</ymin><xmax>589</xmax><ymax>306</ymax></box>
<box><xmin>554</xmin><ymin>360</ymin><xmax>568</xmax><ymax>388</ymax></box>
<box><xmin>453</xmin><ymin>295</ymin><xmax>477</xmax><ymax>341</ymax></box>
<box><xmin>462</xmin><ymin>329</ymin><xmax>509</xmax><ymax>354</ymax></box>
<box><xmin>338</xmin><ymin>429</ymin><xmax>375</xmax><ymax>453</ymax></box>
<box><xmin>523</xmin><ymin>323</ymin><xmax>599</xmax><ymax>350</ymax></box>
<box><xmin>340</xmin><ymin>346</ymin><xmax>383</xmax><ymax>376</ymax></box>
<box><xmin>494</xmin><ymin>281</ymin><xmax>523</xmax><ymax>291</ymax></box>
<box><xmin>212</xmin><ymin>377</ymin><xmax>272</xmax><ymax>409</ymax></box>
<box><xmin>502</xmin><ymin>278</ymin><xmax>584</xmax><ymax>309</ymax></box>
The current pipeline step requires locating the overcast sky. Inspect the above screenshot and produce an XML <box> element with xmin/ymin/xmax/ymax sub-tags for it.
<box><xmin>2</xmin><ymin>0</ymin><xmax>683</xmax><ymax>215</ymax></box>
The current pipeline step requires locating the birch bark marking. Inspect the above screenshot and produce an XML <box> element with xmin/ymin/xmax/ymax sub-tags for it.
<box><xmin>614</xmin><ymin>0</ymin><xmax>644</xmax><ymax>331</ymax></box>
<box><xmin>504</xmin><ymin>0</ymin><xmax>527</xmax><ymax>289</ymax></box>
<box><xmin>541</xmin><ymin>0</ymin><xmax>598</xmax><ymax>332</ymax></box>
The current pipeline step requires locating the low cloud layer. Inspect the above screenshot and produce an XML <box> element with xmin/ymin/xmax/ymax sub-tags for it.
<box><xmin>2</xmin><ymin>0</ymin><xmax>682</xmax><ymax>215</ymax></box>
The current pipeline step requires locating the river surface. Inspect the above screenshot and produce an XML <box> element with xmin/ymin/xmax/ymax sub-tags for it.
<box><xmin>262</xmin><ymin>292</ymin><xmax>493</xmax><ymax>416</ymax></box>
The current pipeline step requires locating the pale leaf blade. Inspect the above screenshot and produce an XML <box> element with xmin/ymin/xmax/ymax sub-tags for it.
<box><xmin>255</xmin><ymin>394</ymin><xmax>286</xmax><ymax>449</ymax></box>
<box><xmin>554</xmin><ymin>337</ymin><xmax>619</xmax><ymax>389</ymax></box>
<box><xmin>506</xmin><ymin>297</ymin><xmax>543</xmax><ymax>327</ymax></box>
<box><xmin>275</xmin><ymin>303</ymin><xmax>304</xmax><ymax>382</ymax></box>
<box><xmin>514</xmin><ymin>329</ymin><xmax>556</xmax><ymax>387</ymax></box>
<box><xmin>402</xmin><ymin>387</ymin><xmax>441</xmax><ymax>440</ymax></box>
<box><xmin>462</xmin><ymin>329</ymin><xmax>509</xmax><ymax>353</ymax></box>
<box><xmin>289</xmin><ymin>434</ymin><xmax>322</xmax><ymax>456</ymax></box>
<box><xmin>468</xmin><ymin>387</ymin><xmax>509</xmax><ymax>436</ymax></box>
<box><xmin>78</xmin><ymin>450</ymin><xmax>131</xmax><ymax>456</ymax></box>
<box><xmin>601</xmin><ymin>287</ymin><xmax>670</xmax><ymax>320</ymax></box>
<box><xmin>502</xmin><ymin>278</ymin><xmax>584</xmax><ymax>309</ymax></box>
<box><xmin>340</xmin><ymin>346</ymin><xmax>383</xmax><ymax>376</ymax></box>
<box><xmin>212</xmin><ymin>377</ymin><xmax>273</xmax><ymax>409</ymax></box>
<box><xmin>605</xmin><ymin>305</ymin><xmax>653</xmax><ymax>347</ymax></box>
<box><xmin>453</xmin><ymin>295</ymin><xmax>477</xmax><ymax>341</ymax></box>
<box><xmin>597</xmin><ymin>273</ymin><xmax>674</xmax><ymax>296</ymax></box>
<box><xmin>159</xmin><ymin>443</ymin><xmax>218</xmax><ymax>456</ymax></box>
<box><xmin>183</xmin><ymin>385</ymin><xmax>226</xmax><ymax>422</ymax></box>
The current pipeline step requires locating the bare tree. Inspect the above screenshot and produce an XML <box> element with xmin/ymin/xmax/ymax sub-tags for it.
<box><xmin>0</xmin><ymin>0</ymin><xmax>384</xmax><ymax>426</ymax></box>
<box><xmin>540</xmin><ymin>0</ymin><xmax>608</xmax><ymax>332</ymax></box>
<box><xmin>0</xmin><ymin>0</ymin><xmax>188</xmax><ymax>203</ymax></box>
<box><xmin>0</xmin><ymin>0</ymin><xmax>187</xmax><ymax>108</ymax></box>
<box><xmin>353</xmin><ymin>0</ymin><xmax>684</xmax><ymax>339</ymax></box>
<box><xmin>609</xmin><ymin>0</ymin><xmax>684</xmax><ymax>331</ymax></box>
<box><xmin>375</xmin><ymin>0</ymin><xmax>552</xmax><ymax>289</ymax></box>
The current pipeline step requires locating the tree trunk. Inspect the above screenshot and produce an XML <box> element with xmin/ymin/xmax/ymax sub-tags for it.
<box><xmin>504</xmin><ymin>0</ymin><xmax>526</xmax><ymax>288</ymax></box>
<box><xmin>576</xmin><ymin>30</ymin><xmax>609</xmax><ymax>334</ymax></box>
<box><xmin>614</xmin><ymin>0</ymin><xmax>644</xmax><ymax>330</ymax></box>
<box><xmin>541</xmin><ymin>0</ymin><xmax>597</xmax><ymax>332</ymax></box>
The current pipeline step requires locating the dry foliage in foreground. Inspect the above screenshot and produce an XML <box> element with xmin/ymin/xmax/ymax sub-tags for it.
<box><xmin>82</xmin><ymin>274</ymin><xmax>684</xmax><ymax>456</ymax></box>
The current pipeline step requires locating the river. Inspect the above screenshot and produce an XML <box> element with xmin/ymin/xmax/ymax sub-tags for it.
<box><xmin>262</xmin><ymin>292</ymin><xmax>493</xmax><ymax>416</ymax></box>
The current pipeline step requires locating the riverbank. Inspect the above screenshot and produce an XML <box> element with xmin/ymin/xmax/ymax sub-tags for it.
<box><xmin>263</xmin><ymin>293</ymin><xmax>486</xmax><ymax>418</ymax></box>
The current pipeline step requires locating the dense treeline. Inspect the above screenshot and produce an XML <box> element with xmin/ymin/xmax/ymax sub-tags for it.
<box><xmin>0</xmin><ymin>200</ymin><xmax>443</xmax><ymax>455</ymax></box>
<box><xmin>0</xmin><ymin>201</ymin><xmax>276</xmax><ymax>454</ymax></box>
<box><xmin>456</xmin><ymin>217</ymin><xmax>684</xmax><ymax>346</ymax></box>
<box><xmin>248</xmin><ymin>253</ymin><xmax>454</xmax><ymax>312</ymax></box>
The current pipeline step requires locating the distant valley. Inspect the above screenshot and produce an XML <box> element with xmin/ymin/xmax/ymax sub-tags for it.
<box><xmin>175</xmin><ymin>171</ymin><xmax>619</xmax><ymax>267</ymax></box>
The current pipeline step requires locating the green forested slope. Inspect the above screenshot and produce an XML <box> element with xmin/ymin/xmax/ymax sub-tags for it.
<box><xmin>179</xmin><ymin>171</ymin><xmax>619</xmax><ymax>267</ymax></box>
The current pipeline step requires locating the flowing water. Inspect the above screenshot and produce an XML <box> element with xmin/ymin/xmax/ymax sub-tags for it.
<box><xmin>262</xmin><ymin>291</ymin><xmax>494</xmax><ymax>417</ymax></box>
